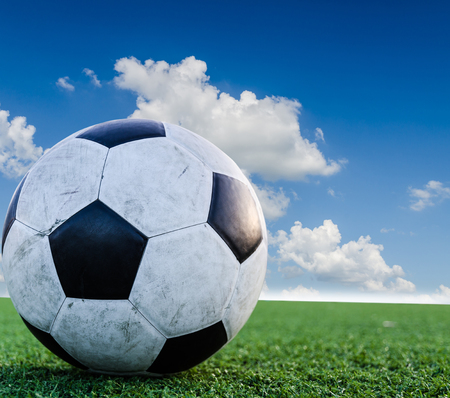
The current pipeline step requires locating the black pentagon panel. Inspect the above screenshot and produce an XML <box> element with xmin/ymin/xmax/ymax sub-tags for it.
<box><xmin>77</xmin><ymin>119</ymin><xmax>165</xmax><ymax>148</ymax></box>
<box><xmin>2</xmin><ymin>174</ymin><xmax>27</xmax><ymax>253</ymax></box>
<box><xmin>208</xmin><ymin>173</ymin><xmax>262</xmax><ymax>264</ymax></box>
<box><xmin>49</xmin><ymin>200</ymin><xmax>147</xmax><ymax>300</ymax></box>
<box><xmin>21</xmin><ymin>316</ymin><xmax>88</xmax><ymax>369</ymax></box>
<box><xmin>147</xmin><ymin>321</ymin><xmax>228</xmax><ymax>374</ymax></box>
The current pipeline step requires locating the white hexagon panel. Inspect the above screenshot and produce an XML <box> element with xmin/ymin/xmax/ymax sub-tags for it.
<box><xmin>51</xmin><ymin>298</ymin><xmax>166</xmax><ymax>374</ymax></box>
<box><xmin>164</xmin><ymin>123</ymin><xmax>248</xmax><ymax>184</ymax></box>
<box><xmin>1</xmin><ymin>119</ymin><xmax>268</xmax><ymax>376</ymax></box>
<box><xmin>99</xmin><ymin>137</ymin><xmax>212</xmax><ymax>238</ymax></box>
<box><xmin>2</xmin><ymin>221</ymin><xmax>65</xmax><ymax>333</ymax></box>
<box><xmin>129</xmin><ymin>223</ymin><xmax>240</xmax><ymax>338</ymax></box>
<box><xmin>15</xmin><ymin>138</ymin><xmax>108</xmax><ymax>233</ymax></box>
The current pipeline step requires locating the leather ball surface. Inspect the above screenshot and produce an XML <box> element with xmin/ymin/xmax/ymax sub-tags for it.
<box><xmin>1</xmin><ymin>119</ymin><xmax>267</xmax><ymax>375</ymax></box>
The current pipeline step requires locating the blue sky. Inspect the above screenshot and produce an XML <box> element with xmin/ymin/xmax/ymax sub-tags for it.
<box><xmin>1</xmin><ymin>0</ymin><xmax>450</xmax><ymax>302</ymax></box>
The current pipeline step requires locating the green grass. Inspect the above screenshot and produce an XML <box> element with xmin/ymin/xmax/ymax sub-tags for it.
<box><xmin>1</xmin><ymin>298</ymin><xmax>450</xmax><ymax>397</ymax></box>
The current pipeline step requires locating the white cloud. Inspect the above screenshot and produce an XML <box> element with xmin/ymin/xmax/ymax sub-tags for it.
<box><xmin>250</xmin><ymin>182</ymin><xmax>290</xmax><ymax>221</ymax></box>
<box><xmin>56</xmin><ymin>76</ymin><xmax>75</xmax><ymax>91</ymax></box>
<box><xmin>281</xmin><ymin>285</ymin><xmax>320</xmax><ymax>300</ymax></box>
<box><xmin>260</xmin><ymin>283</ymin><xmax>450</xmax><ymax>304</ymax></box>
<box><xmin>314</xmin><ymin>127</ymin><xmax>325</xmax><ymax>142</ymax></box>
<box><xmin>278</xmin><ymin>265</ymin><xmax>304</xmax><ymax>279</ymax></box>
<box><xmin>0</xmin><ymin>108</ymin><xmax>44</xmax><ymax>178</ymax></box>
<box><xmin>437</xmin><ymin>284</ymin><xmax>450</xmax><ymax>296</ymax></box>
<box><xmin>83</xmin><ymin>68</ymin><xmax>101</xmax><ymax>87</ymax></box>
<box><xmin>380</xmin><ymin>228</ymin><xmax>395</xmax><ymax>233</ymax></box>
<box><xmin>327</xmin><ymin>187</ymin><xmax>335</xmax><ymax>197</ymax></box>
<box><xmin>113</xmin><ymin>56</ymin><xmax>343</xmax><ymax>181</ymax></box>
<box><xmin>409</xmin><ymin>180</ymin><xmax>450</xmax><ymax>211</ymax></box>
<box><xmin>389</xmin><ymin>277</ymin><xmax>416</xmax><ymax>293</ymax></box>
<box><xmin>271</xmin><ymin>220</ymin><xmax>415</xmax><ymax>292</ymax></box>
<box><xmin>362</xmin><ymin>277</ymin><xmax>415</xmax><ymax>293</ymax></box>
<box><xmin>431</xmin><ymin>284</ymin><xmax>450</xmax><ymax>304</ymax></box>
<box><xmin>259</xmin><ymin>288</ymin><xmax>450</xmax><ymax>304</ymax></box>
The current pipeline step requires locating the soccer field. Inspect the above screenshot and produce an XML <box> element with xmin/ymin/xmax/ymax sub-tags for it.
<box><xmin>1</xmin><ymin>298</ymin><xmax>450</xmax><ymax>397</ymax></box>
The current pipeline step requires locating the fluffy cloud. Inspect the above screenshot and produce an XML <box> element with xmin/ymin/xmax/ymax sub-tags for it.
<box><xmin>314</xmin><ymin>127</ymin><xmax>324</xmax><ymax>142</ymax></box>
<box><xmin>278</xmin><ymin>265</ymin><xmax>304</xmax><ymax>279</ymax></box>
<box><xmin>113</xmin><ymin>56</ymin><xmax>343</xmax><ymax>181</ymax></box>
<box><xmin>281</xmin><ymin>285</ymin><xmax>320</xmax><ymax>300</ymax></box>
<box><xmin>271</xmin><ymin>220</ymin><xmax>415</xmax><ymax>292</ymax></box>
<box><xmin>56</xmin><ymin>76</ymin><xmax>75</xmax><ymax>91</ymax></box>
<box><xmin>431</xmin><ymin>284</ymin><xmax>450</xmax><ymax>304</ymax></box>
<box><xmin>83</xmin><ymin>68</ymin><xmax>101</xmax><ymax>87</ymax></box>
<box><xmin>0</xmin><ymin>108</ymin><xmax>44</xmax><ymax>178</ymax></box>
<box><xmin>387</xmin><ymin>285</ymin><xmax>450</xmax><ymax>305</ymax></box>
<box><xmin>409</xmin><ymin>180</ymin><xmax>450</xmax><ymax>211</ymax></box>
<box><xmin>437</xmin><ymin>284</ymin><xmax>450</xmax><ymax>296</ymax></box>
<box><xmin>250</xmin><ymin>182</ymin><xmax>290</xmax><ymax>221</ymax></box>
<box><xmin>389</xmin><ymin>277</ymin><xmax>416</xmax><ymax>293</ymax></box>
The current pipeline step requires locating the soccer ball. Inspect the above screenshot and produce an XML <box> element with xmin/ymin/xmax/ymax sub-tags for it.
<box><xmin>1</xmin><ymin>119</ymin><xmax>267</xmax><ymax>375</ymax></box>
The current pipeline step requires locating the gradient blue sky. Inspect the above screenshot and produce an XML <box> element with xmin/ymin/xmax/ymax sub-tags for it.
<box><xmin>1</xmin><ymin>0</ymin><xmax>450</xmax><ymax>302</ymax></box>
